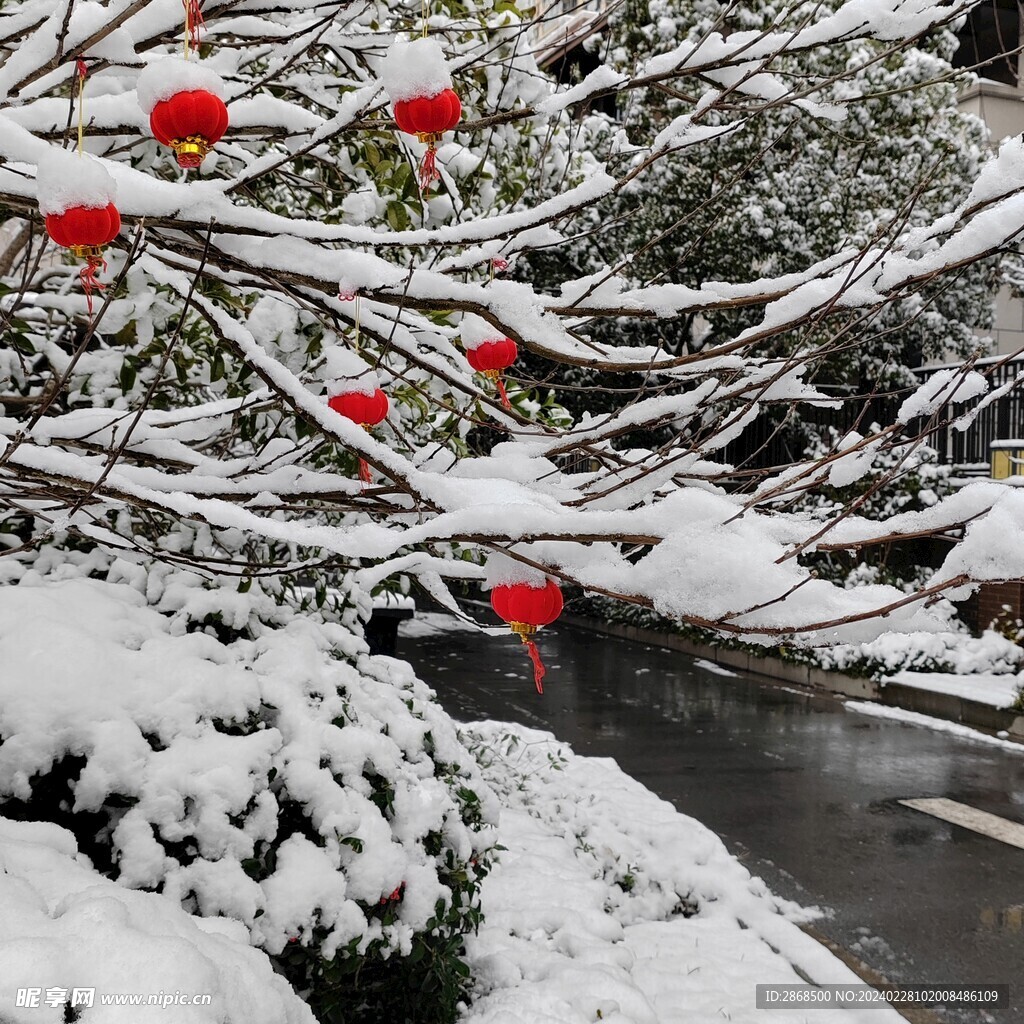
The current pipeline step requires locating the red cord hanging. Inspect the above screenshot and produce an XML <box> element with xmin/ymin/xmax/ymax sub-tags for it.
<box><xmin>184</xmin><ymin>0</ymin><xmax>205</xmax><ymax>53</ymax></box>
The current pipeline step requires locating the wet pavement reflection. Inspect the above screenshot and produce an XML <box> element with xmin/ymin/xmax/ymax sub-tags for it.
<box><xmin>400</xmin><ymin>615</ymin><xmax>1024</xmax><ymax>1023</ymax></box>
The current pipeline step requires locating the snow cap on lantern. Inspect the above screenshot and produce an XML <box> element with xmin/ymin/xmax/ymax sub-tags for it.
<box><xmin>37</xmin><ymin>148</ymin><xmax>117</xmax><ymax>220</ymax></box>
<box><xmin>380</xmin><ymin>37</ymin><xmax>453</xmax><ymax>105</ymax></box>
<box><xmin>137</xmin><ymin>58</ymin><xmax>229</xmax><ymax>169</ymax></box>
<box><xmin>485</xmin><ymin>556</ymin><xmax>562</xmax><ymax>633</ymax></box>
<box><xmin>459</xmin><ymin>313</ymin><xmax>506</xmax><ymax>352</ymax></box>
<box><xmin>323</xmin><ymin>347</ymin><xmax>381</xmax><ymax>399</ymax></box>
<box><xmin>460</xmin><ymin>314</ymin><xmax>516</xmax><ymax>364</ymax></box>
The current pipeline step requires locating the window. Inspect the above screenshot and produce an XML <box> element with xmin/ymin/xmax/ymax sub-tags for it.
<box><xmin>953</xmin><ymin>0</ymin><xmax>1021</xmax><ymax>87</ymax></box>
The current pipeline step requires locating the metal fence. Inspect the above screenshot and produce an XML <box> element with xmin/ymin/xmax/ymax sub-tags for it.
<box><xmin>720</xmin><ymin>358</ymin><xmax>1024</xmax><ymax>473</ymax></box>
<box><xmin>915</xmin><ymin>357</ymin><xmax>1024</xmax><ymax>468</ymax></box>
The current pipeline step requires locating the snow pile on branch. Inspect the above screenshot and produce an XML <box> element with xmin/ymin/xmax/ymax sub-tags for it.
<box><xmin>460</xmin><ymin>723</ymin><xmax>904</xmax><ymax>1024</ymax></box>
<box><xmin>0</xmin><ymin>818</ymin><xmax>314</xmax><ymax>1024</ymax></box>
<box><xmin>35</xmin><ymin>149</ymin><xmax>117</xmax><ymax>216</ymax></box>
<box><xmin>136</xmin><ymin>58</ymin><xmax>227</xmax><ymax>115</ymax></box>
<box><xmin>380</xmin><ymin>38</ymin><xmax>452</xmax><ymax>103</ymax></box>
<box><xmin>897</xmin><ymin>368</ymin><xmax>988</xmax><ymax>424</ymax></box>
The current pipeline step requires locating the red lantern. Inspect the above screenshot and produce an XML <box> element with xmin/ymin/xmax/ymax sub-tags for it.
<box><xmin>393</xmin><ymin>89</ymin><xmax>462</xmax><ymax>137</ymax></box>
<box><xmin>466</xmin><ymin>337</ymin><xmax>517</xmax><ymax>410</ymax></box>
<box><xmin>393</xmin><ymin>89</ymin><xmax>461</xmax><ymax>194</ymax></box>
<box><xmin>328</xmin><ymin>389</ymin><xmax>389</xmax><ymax>484</ymax></box>
<box><xmin>328</xmin><ymin>389</ymin><xmax>389</xmax><ymax>427</ymax></box>
<box><xmin>45</xmin><ymin>203</ymin><xmax>121</xmax><ymax>315</ymax></box>
<box><xmin>490</xmin><ymin>580</ymin><xmax>563</xmax><ymax>694</ymax></box>
<box><xmin>150</xmin><ymin>90</ymin><xmax>229</xmax><ymax>169</ymax></box>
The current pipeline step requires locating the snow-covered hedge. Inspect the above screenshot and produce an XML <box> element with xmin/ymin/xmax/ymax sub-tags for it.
<box><xmin>0</xmin><ymin>561</ymin><xmax>498</xmax><ymax>1022</ymax></box>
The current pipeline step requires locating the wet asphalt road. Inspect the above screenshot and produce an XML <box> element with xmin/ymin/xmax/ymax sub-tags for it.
<box><xmin>398</xmin><ymin>615</ymin><xmax>1024</xmax><ymax>1023</ymax></box>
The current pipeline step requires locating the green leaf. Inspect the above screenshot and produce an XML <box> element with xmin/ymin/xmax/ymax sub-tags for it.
<box><xmin>119</xmin><ymin>359</ymin><xmax>137</xmax><ymax>393</ymax></box>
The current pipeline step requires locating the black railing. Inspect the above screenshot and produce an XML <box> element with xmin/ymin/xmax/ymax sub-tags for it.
<box><xmin>915</xmin><ymin>357</ymin><xmax>1024</xmax><ymax>468</ymax></box>
<box><xmin>557</xmin><ymin>357</ymin><xmax>1024</xmax><ymax>477</ymax></box>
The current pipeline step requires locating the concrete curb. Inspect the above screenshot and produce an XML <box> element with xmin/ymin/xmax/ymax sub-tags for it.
<box><xmin>554</xmin><ymin>613</ymin><xmax>1024</xmax><ymax>744</ymax></box>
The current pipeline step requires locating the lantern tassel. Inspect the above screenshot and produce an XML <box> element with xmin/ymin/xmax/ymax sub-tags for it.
<box><xmin>495</xmin><ymin>376</ymin><xmax>511</xmax><ymax>411</ymax></box>
<box><xmin>79</xmin><ymin>254</ymin><xmax>106</xmax><ymax>318</ymax></box>
<box><xmin>418</xmin><ymin>140</ymin><xmax>440</xmax><ymax>195</ymax></box>
<box><xmin>521</xmin><ymin>637</ymin><xmax>546</xmax><ymax>695</ymax></box>
<box><xmin>358</xmin><ymin>457</ymin><xmax>372</xmax><ymax>485</ymax></box>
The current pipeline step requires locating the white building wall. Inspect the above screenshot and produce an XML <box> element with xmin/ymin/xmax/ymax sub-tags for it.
<box><xmin>957</xmin><ymin>81</ymin><xmax>1024</xmax><ymax>359</ymax></box>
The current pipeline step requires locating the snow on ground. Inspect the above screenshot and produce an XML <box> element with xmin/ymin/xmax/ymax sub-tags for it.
<box><xmin>844</xmin><ymin>702</ymin><xmax>1024</xmax><ymax>751</ymax></box>
<box><xmin>459</xmin><ymin>722</ymin><xmax>904</xmax><ymax>1024</ymax></box>
<box><xmin>692</xmin><ymin>657</ymin><xmax>739</xmax><ymax>678</ymax></box>
<box><xmin>883</xmin><ymin>670</ymin><xmax>1022</xmax><ymax>710</ymax></box>
<box><xmin>0</xmin><ymin>819</ymin><xmax>314</xmax><ymax>1024</ymax></box>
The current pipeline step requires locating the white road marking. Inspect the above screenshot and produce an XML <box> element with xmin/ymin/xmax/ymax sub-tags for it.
<box><xmin>900</xmin><ymin>798</ymin><xmax>1024</xmax><ymax>850</ymax></box>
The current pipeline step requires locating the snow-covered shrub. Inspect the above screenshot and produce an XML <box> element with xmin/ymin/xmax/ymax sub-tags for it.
<box><xmin>817</xmin><ymin>628</ymin><xmax>1023</xmax><ymax>677</ymax></box>
<box><xmin>0</xmin><ymin>817</ymin><xmax>315</xmax><ymax>1024</ymax></box>
<box><xmin>0</xmin><ymin>558</ymin><xmax>498</xmax><ymax>1024</ymax></box>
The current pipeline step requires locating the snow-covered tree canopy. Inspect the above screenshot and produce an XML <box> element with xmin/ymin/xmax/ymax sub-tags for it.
<box><xmin>1</xmin><ymin>0</ymin><xmax>1023</xmax><ymax>650</ymax></box>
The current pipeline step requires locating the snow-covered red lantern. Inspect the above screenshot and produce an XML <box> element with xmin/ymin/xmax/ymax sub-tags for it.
<box><xmin>328</xmin><ymin>389</ymin><xmax>389</xmax><ymax>427</ymax></box>
<box><xmin>325</xmin><ymin>349</ymin><xmax>389</xmax><ymax>484</ymax></box>
<box><xmin>461</xmin><ymin>315</ymin><xmax>517</xmax><ymax>410</ymax></box>
<box><xmin>37</xmin><ymin>148</ymin><xmax>121</xmax><ymax>315</ymax></box>
<box><xmin>490</xmin><ymin>579</ymin><xmax>563</xmax><ymax>694</ymax></box>
<box><xmin>137</xmin><ymin>58</ymin><xmax>229</xmax><ymax>169</ymax></box>
<box><xmin>381</xmin><ymin>38</ymin><xmax>461</xmax><ymax>194</ymax></box>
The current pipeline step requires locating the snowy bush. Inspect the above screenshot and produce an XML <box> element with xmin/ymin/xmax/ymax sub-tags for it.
<box><xmin>0</xmin><ymin>560</ymin><xmax>498</xmax><ymax>1023</ymax></box>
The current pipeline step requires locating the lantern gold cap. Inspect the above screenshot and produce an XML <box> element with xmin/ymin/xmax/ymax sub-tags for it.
<box><xmin>171</xmin><ymin>135</ymin><xmax>211</xmax><ymax>169</ymax></box>
<box><xmin>416</xmin><ymin>131</ymin><xmax>443</xmax><ymax>147</ymax></box>
<box><xmin>509</xmin><ymin>621</ymin><xmax>537</xmax><ymax>640</ymax></box>
<box><xmin>68</xmin><ymin>244</ymin><xmax>104</xmax><ymax>260</ymax></box>
<box><xmin>484</xmin><ymin>369</ymin><xmax>503</xmax><ymax>381</ymax></box>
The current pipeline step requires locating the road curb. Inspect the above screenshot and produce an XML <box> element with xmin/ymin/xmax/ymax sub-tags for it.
<box><xmin>553</xmin><ymin>613</ymin><xmax>1024</xmax><ymax>744</ymax></box>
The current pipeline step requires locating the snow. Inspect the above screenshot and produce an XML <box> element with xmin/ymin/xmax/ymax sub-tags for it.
<box><xmin>35</xmin><ymin>148</ymin><xmax>117</xmax><ymax>216</ymax></box>
<box><xmin>884</xmin><ymin>670</ymin><xmax>1022</xmax><ymax>709</ymax></box>
<box><xmin>692</xmin><ymin>658</ymin><xmax>739</xmax><ymax>677</ymax></box>
<box><xmin>844</xmin><ymin>702</ymin><xmax>1024</xmax><ymax>752</ymax></box>
<box><xmin>536</xmin><ymin>65</ymin><xmax>627</xmax><ymax>114</ymax></box>
<box><xmin>321</xmin><ymin>346</ymin><xmax>381</xmax><ymax>398</ymax></box>
<box><xmin>136</xmin><ymin>58</ymin><xmax>227</xmax><ymax>116</ymax></box>
<box><xmin>460</xmin><ymin>722</ymin><xmax>905</xmax><ymax>1024</ymax></box>
<box><xmin>896</xmin><ymin>368</ymin><xmax>988</xmax><ymax>424</ymax></box>
<box><xmin>0</xmin><ymin>818</ymin><xmax>316</xmax><ymax>1024</ymax></box>
<box><xmin>460</xmin><ymin>312</ymin><xmax>505</xmax><ymax>351</ymax></box>
<box><xmin>399</xmin><ymin>611</ymin><xmax>482</xmax><ymax>638</ymax></box>
<box><xmin>380</xmin><ymin>37</ymin><xmax>452</xmax><ymax>104</ymax></box>
<box><xmin>0</xmin><ymin>574</ymin><xmax>494</xmax><ymax>965</ymax></box>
